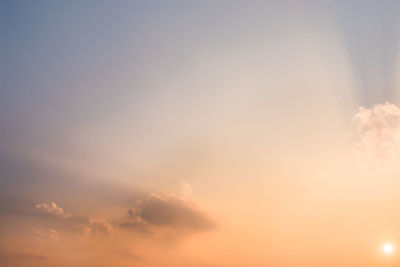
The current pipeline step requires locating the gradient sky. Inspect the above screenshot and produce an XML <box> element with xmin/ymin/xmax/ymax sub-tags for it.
<box><xmin>2</xmin><ymin>1</ymin><xmax>400</xmax><ymax>266</ymax></box>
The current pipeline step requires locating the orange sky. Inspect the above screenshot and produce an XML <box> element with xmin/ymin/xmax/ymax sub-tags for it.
<box><xmin>2</xmin><ymin>1</ymin><xmax>400</xmax><ymax>266</ymax></box>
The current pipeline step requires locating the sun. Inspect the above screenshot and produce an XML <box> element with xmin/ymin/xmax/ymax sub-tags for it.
<box><xmin>383</xmin><ymin>243</ymin><xmax>394</xmax><ymax>254</ymax></box>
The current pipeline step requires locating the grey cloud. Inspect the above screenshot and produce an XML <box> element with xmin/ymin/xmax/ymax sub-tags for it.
<box><xmin>122</xmin><ymin>194</ymin><xmax>216</xmax><ymax>232</ymax></box>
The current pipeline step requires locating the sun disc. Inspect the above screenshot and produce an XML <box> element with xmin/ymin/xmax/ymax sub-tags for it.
<box><xmin>383</xmin><ymin>243</ymin><xmax>394</xmax><ymax>254</ymax></box>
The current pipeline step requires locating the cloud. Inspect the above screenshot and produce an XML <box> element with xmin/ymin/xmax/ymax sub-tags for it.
<box><xmin>122</xmin><ymin>193</ymin><xmax>216</xmax><ymax>232</ymax></box>
<box><xmin>352</xmin><ymin>102</ymin><xmax>400</xmax><ymax>161</ymax></box>
<box><xmin>81</xmin><ymin>218</ymin><xmax>114</xmax><ymax>239</ymax></box>
<box><xmin>35</xmin><ymin>202</ymin><xmax>72</xmax><ymax>218</ymax></box>
<box><xmin>89</xmin><ymin>218</ymin><xmax>114</xmax><ymax>237</ymax></box>
<box><xmin>36</xmin><ymin>228</ymin><xmax>60</xmax><ymax>241</ymax></box>
<box><xmin>33</xmin><ymin>202</ymin><xmax>114</xmax><ymax>240</ymax></box>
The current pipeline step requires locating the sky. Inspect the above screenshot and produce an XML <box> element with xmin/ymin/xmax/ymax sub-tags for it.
<box><xmin>2</xmin><ymin>1</ymin><xmax>400</xmax><ymax>266</ymax></box>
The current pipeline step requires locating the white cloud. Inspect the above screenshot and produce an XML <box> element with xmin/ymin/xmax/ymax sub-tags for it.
<box><xmin>35</xmin><ymin>202</ymin><xmax>72</xmax><ymax>218</ymax></box>
<box><xmin>352</xmin><ymin>102</ymin><xmax>400</xmax><ymax>161</ymax></box>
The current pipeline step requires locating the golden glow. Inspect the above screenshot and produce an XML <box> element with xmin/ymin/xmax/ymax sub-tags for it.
<box><xmin>383</xmin><ymin>243</ymin><xmax>394</xmax><ymax>255</ymax></box>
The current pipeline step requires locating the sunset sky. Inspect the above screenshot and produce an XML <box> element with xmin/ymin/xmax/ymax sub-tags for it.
<box><xmin>2</xmin><ymin>1</ymin><xmax>400</xmax><ymax>266</ymax></box>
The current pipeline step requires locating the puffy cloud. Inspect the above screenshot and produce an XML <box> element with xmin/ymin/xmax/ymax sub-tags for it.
<box><xmin>35</xmin><ymin>202</ymin><xmax>72</xmax><ymax>218</ymax></box>
<box><xmin>122</xmin><ymin>193</ymin><xmax>216</xmax><ymax>232</ymax></box>
<box><xmin>352</xmin><ymin>102</ymin><xmax>400</xmax><ymax>161</ymax></box>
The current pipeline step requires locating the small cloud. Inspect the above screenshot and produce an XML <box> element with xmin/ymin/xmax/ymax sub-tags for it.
<box><xmin>35</xmin><ymin>202</ymin><xmax>71</xmax><ymax>218</ymax></box>
<box><xmin>89</xmin><ymin>218</ymin><xmax>114</xmax><ymax>237</ymax></box>
<box><xmin>81</xmin><ymin>218</ymin><xmax>114</xmax><ymax>239</ymax></box>
<box><xmin>36</xmin><ymin>228</ymin><xmax>60</xmax><ymax>241</ymax></box>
